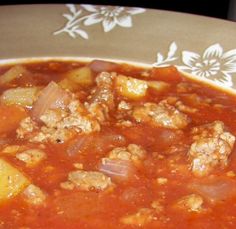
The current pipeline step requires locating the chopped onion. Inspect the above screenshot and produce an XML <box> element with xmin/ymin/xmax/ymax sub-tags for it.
<box><xmin>31</xmin><ymin>81</ymin><xmax>70</xmax><ymax>121</ymax></box>
<box><xmin>189</xmin><ymin>177</ymin><xmax>236</xmax><ymax>204</ymax></box>
<box><xmin>67</xmin><ymin>134</ymin><xmax>90</xmax><ymax>156</ymax></box>
<box><xmin>88</xmin><ymin>60</ymin><xmax>119</xmax><ymax>72</ymax></box>
<box><xmin>99</xmin><ymin>158</ymin><xmax>136</xmax><ymax>181</ymax></box>
<box><xmin>0</xmin><ymin>65</ymin><xmax>30</xmax><ymax>85</ymax></box>
<box><xmin>67</xmin><ymin>131</ymin><xmax>126</xmax><ymax>156</ymax></box>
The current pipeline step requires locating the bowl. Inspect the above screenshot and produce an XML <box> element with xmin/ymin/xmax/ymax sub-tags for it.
<box><xmin>1</xmin><ymin>4</ymin><xmax>236</xmax><ymax>91</ymax></box>
<box><xmin>1</xmin><ymin>4</ymin><xmax>236</xmax><ymax>229</ymax></box>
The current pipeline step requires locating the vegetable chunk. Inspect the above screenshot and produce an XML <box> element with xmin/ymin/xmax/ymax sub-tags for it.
<box><xmin>1</xmin><ymin>87</ymin><xmax>40</xmax><ymax>106</ymax></box>
<box><xmin>66</xmin><ymin>66</ymin><xmax>93</xmax><ymax>86</ymax></box>
<box><xmin>0</xmin><ymin>159</ymin><xmax>30</xmax><ymax>202</ymax></box>
<box><xmin>116</xmin><ymin>75</ymin><xmax>148</xmax><ymax>99</ymax></box>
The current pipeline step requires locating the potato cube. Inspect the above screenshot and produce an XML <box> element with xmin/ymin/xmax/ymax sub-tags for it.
<box><xmin>0</xmin><ymin>159</ymin><xmax>30</xmax><ymax>201</ymax></box>
<box><xmin>58</xmin><ymin>78</ymin><xmax>80</xmax><ymax>91</ymax></box>
<box><xmin>1</xmin><ymin>87</ymin><xmax>40</xmax><ymax>106</ymax></box>
<box><xmin>116</xmin><ymin>75</ymin><xmax>148</xmax><ymax>99</ymax></box>
<box><xmin>147</xmin><ymin>81</ymin><xmax>170</xmax><ymax>92</ymax></box>
<box><xmin>65</xmin><ymin>67</ymin><xmax>93</xmax><ymax>86</ymax></box>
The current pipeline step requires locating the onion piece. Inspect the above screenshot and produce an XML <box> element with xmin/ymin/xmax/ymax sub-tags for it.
<box><xmin>0</xmin><ymin>65</ymin><xmax>30</xmax><ymax>85</ymax></box>
<box><xmin>99</xmin><ymin>158</ymin><xmax>136</xmax><ymax>181</ymax></box>
<box><xmin>31</xmin><ymin>81</ymin><xmax>70</xmax><ymax>121</ymax></box>
<box><xmin>189</xmin><ymin>177</ymin><xmax>236</xmax><ymax>204</ymax></box>
<box><xmin>88</xmin><ymin>60</ymin><xmax>119</xmax><ymax>72</ymax></box>
<box><xmin>67</xmin><ymin>134</ymin><xmax>90</xmax><ymax>156</ymax></box>
<box><xmin>67</xmin><ymin>131</ymin><xmax>126</xmax><ymax>156</ymax></box>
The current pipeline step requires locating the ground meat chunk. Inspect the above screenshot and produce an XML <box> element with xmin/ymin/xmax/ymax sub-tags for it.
<box><xmin>64</xmin><ymin>170</ymin><xmax>113</xmax><ymax>191</ymax></box>
<box><xmin>108</xmin><ymin>144</ymin><xmax>146</xmax><ymax>165</ymax></box>
<box><xmin>23</xmin><ymin>184</ymin><xmax>46</xmax><ymax>205</ymax></box>
<box><xmin>118</xmin><ymin>101</ymin><xmax>132</xmax><ymax>111</ymax></box>
<box><xmin>40</xmin><ymin>109</ymin><xmax>66</xmax><ymax>128</ymax></box>
<box><xmin>116</xmin><ymin>120</ymin><xmax>133</xmax><ymax>128</ymax></box>
<box><xmin>175</xmin><ymin>101</ymin><xmax>197</xmax><ymax>113</ymax></box>
<box><xmin>17</xmin><ymin>117</ymin><xmax>37</xmax><ymax>139</ymax></box>
<box><xmin>85</xmin><ymin>102</ymin><xmax>109</xmax><ymax>123</ymax></box>
<box><xmin>174</xmin><ymin>194</ymin><xmax>203</xmax><ymax>212</ymax></box>
<box><xmin>87</xmin><ymin>72</ymin><xmax>115</xmax><ymax>122</ymax></box>
<box><xmin>132</xmin><ymin>101</ymin><xmax>190</xmax><ymax>129</ymax></box>
<box><xmin>89</xmin><ymin>72</ymin><xmax>115</xmax><ymax>109</ymax></box>
<box><xmin>120</xmin><ymin>208</ymin><xmax>155</xmax><ymax>226</ymax></box>
<box><xmin>17</xmin><ymin>100</ymin><xmax>100</xmax><ymax>143</ymax></box>
<box><xmin>16</xmin><ymin>149</ymin><xmax>46</xmax><ymax>167</ymax></box>
<box><xmin>189</xmin><ymin>121</ymin><xmax>235</xmax><ymax>177</ymax></box>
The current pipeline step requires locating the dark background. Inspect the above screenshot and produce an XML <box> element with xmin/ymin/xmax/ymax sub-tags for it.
<box><xmin>0</xmin><ymin>0</ymin><xmax>232</xmax><ymax>20</ymax></box>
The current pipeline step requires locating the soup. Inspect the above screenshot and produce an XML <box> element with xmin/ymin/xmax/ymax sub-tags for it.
<box><xmin>0</xmin><ymin>59</ymin><xmax>236</xmax><ymax>228</ymax></box>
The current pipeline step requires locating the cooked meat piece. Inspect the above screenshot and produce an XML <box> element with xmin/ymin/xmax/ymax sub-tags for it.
<box><xmin>17</xmin><ymin>117</ymin><xmax>37</xmax><ymax>139</ymax></box>
<box><xmin>60</xmin><ymin>181</ymin><xmax>75</xmax><ymax>190</ymax></box>
<box><xmin>120</xmin><ymin>208</ymin><xmax>155</xmax><ymax>226</ymax></box>
<box><xmin>117</xmin><ymin>101</ymin><xmax>132</xmax><ymax>111</ymax></box>
<box><xmin>23</xmin><ymin>184</ymin><xmax>46</xmax><ymax>205</ymax></box>
<box><xmin>189</xmin><ymin>121</ymin><xmax>235</xmax><ymax>176</ymax></box>
<box><xmin>96</xmin><ymin>71</ymin><xmax>114</xmax><ymax>87</ymax></box>
<box><xmin>16</xmin><ymin>149</ymin><xmax>46</xmax><ymax>167</ymax></box>
<box><xmin>40</xmin><ymin>109</ymin><xmax>66</xmax><ymax>128</ymax></box>
<box><xmin>89</xmin><ymin>72</ymin><xmax>115</xmax><ymax>109</ymax></box>
<box><xmin>31</xmin><ymin>126</ymin><xmax>74</xmax><ymax>144</ymax></box>
<box><xmin>17</xmin><ymin>100</ymin><xmax>100</xmax><ymax>143</ymax></box>
<box><xmin>116</xmin><ymin>120</ymin><xmax>133</xmax><ymax>128</ymax></box>
<box><xmin>175</xmin><ymin>101</ymin><xmax>197</xmax><ymax>113</ymax></box>
<box><xmin>99</xmin><ymin>144</ymin><xmax>145</xmax><ymax>180</ymax></box>
<box><xmin>85</xmin><ymin>102</ymin><xmax>109</xmax><ymax>123</ymax></box>
<box><xmin>58</xmin><ymin>113</ymin><xmax>100</xmax><ymax>134</ymax></box>
<box><xmin>108</xmin><ymin>144</ymin><xmax>146</xmax><ymax>165</ymax></box>
<box><xmin>132</xmin><ymin>100</ymin><xmax>190</xmax><ymax>129</ymax></box>
<box><xmin>174</xmin><ymin>194</ymin><xmax>203</xmax><ymax>212</ymax></box>
<box><xmin>87</xmin><ymin>72</ymin><xmax>115</xmax><ymax>122</ymax></box>
<box><xmin>67</xmin><ymin>170</ymin><xmax>113</xmax><ymax>191</ymax></box>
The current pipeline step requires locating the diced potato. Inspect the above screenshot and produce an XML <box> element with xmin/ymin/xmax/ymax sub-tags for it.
<box><xmin>147</xmin><ymin>81</ymin><xmax>170</xmax><ymax>93</ymax></box>
<box><xmin>0</xmin><ymin>65</ymin><xmax>30</xmax><ymax>85</ymax></box>
<box><xmin>58</xmin><ymin>78</ymin><xmax>80</xmax><ymax>91</ymax></box>
<box><xmin>1</xmin><ymin>87</ymin><xmax>41</xmax><ymax>106</ymax></box>
<box><xmin>116</xmin><ymin>75</ymin><xmax>148</xmax><ymax>99</ymax></box>
<box><xmin>0</xmin><ymin>158</ymin><xmax>30</xmax><ymax>201</ymax></box>
<box><xmin>65</xmin><ymin>67</ymin><xmax>93</xmax><ymax>86</ymax></box>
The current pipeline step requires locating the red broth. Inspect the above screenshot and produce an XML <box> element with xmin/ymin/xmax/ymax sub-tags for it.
<box><xmin>0</xmin><ymin>60</ymin><xmax>236</xmax><ymax>228</ymax></box>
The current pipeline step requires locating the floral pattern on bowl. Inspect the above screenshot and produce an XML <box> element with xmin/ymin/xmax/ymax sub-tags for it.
<box><xmin>0</xmin><ymin>4</ymin><xmax>236</xmax><ymax>91</ymax></box>
<box><xmin>53</xmin><ymin>4</ymin><xmax>236</xmax><ymax>88</ymax></box>
<box><xmin>54</xmin><ymin>4</ymin><xmax>146</xmax><ymax>39</ymax></box>
<box><xmin>153</xmin><ymin>42</ymin><xmax>236</xmax><ymax>87</ymax></box>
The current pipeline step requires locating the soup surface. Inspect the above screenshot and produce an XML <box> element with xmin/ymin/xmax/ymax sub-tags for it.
<box><xmin>0</xmin><ymin>60</ymin><xmax>236</xmax><ymax>229</ymax></box>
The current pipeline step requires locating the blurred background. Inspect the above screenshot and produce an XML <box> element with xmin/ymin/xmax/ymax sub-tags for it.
<box><xmin>1</xmin><ymin>0</ymin><xmax>236</xmax><ymax>21</ymax></box>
